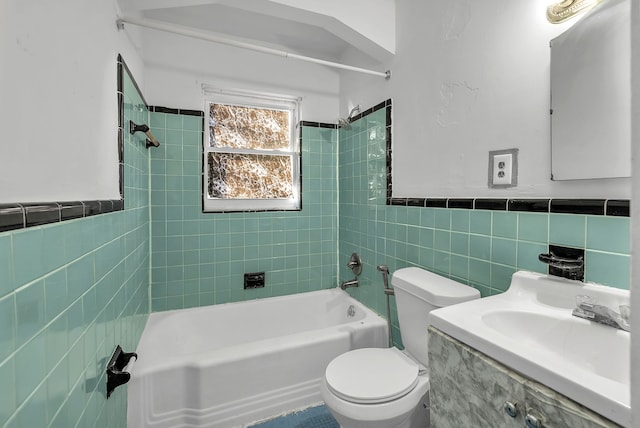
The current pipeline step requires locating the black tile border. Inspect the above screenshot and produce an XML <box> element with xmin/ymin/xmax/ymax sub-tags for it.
<box><xmin>300</xmin><ymin>121</ymin><xmax>337</xmax><ymax>129</ymax></box>
<box><xmin>23</xmin><ymin>203</ymin><xmax>61</xmax><ymax>227</ymax></box>
<box><xmin>390</xmin><ymin>198</ymin><xmax>407</xmax><ymax>206</ymax></box>
<box><xmin>148</xmin><ymin>106</ymin><xmax>205</xmax><ymax>117</ymax></box>
<box><xmin>407</xmin><ymin>198</ymin><xmax>426</xmax><ymax>207</ymax></box>
<box><xmin>384</xmin><ymin>197</ymin><xmax>629</xmax><ymax>217</ymax></box>
<box><xmin>60</xmin><ymin>202</ymin><xmax>85</xmax><ymax>221</ymax></box>
<box><xmin>0</xmin><ymin>200</ymin><xmax>124</xmax><ymax>233</ymax></box>
<box><xmin>117</xmin><ymin>55</ymin><xmax>126</xmax><ymax>203</ymax></box>
<box><xmin>606</xmin><ymin>200</ymin><xmax>630</xmax><ymax>217</ymax></box>
<box><xmin>508</xmin><ymin>199</ymin><xmax>550</xmax><ymax>213</ymax></box>
<box><xmin>426</xmin><ymin>198</ymin><xmax>448</xmax><ymax>208</ymax></box>
<box><xmin>117</xmin><ymin>53</ymin><xmax>137</xmax><ymax>205</ymax></box>
<box><xmin>385</xmin><ymin>101</ymin><xmax>393</xmax><ymax>202</ymax></box>
<box><xmin>0</xmin><ymin>204</ymin><xmax>26</xmax><ymax>232</ymax></box>
<box><xmin>475</xmin><ymin>199</ymin><xmax>508</xmax><ymax>211</ymax></box>
<box><xmin>550</xmin><ymin>199</ymin><xmax>605</xmax><ymax>216</ymax></box>
<box><xmin>448</xmin><ymin>199</ymin><xmax>474</xmax><ymax>209</ymax></box>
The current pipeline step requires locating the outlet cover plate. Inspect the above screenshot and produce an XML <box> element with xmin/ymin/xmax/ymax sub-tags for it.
<box><xmin>488</xmin><ymin>148</ymin><xmax>518</xmax><ymax>188</ymax></box>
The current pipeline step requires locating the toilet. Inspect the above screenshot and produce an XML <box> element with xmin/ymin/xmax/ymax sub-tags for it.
<box><xmin>321</xmin><ymin>267</ymin><xmax>480</xmax><ymax>428</ymax></box>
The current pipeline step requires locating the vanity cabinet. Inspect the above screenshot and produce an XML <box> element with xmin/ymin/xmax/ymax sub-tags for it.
<box><xmin>428</xmin><ymin>327</ymin><xmax>621</xmax><ymax>428</ymax></box>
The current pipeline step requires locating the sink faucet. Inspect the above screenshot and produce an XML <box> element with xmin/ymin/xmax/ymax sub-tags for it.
<box><xmin>572</xmin><ymin>298</ymin><xmax>630</xmax><ymax>332</ymax></box>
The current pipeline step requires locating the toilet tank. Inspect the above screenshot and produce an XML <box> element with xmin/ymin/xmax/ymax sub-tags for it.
<box><xmin>391</xmin><ymin>267</ymin><xmax>480</xmax><ymax>366</ymax></box>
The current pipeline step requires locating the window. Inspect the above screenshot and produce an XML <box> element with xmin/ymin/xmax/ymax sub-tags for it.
<box><xmin>203</xmin><ymin>89</ymin><xmax>301</xmax><ymax>212</ymax></box>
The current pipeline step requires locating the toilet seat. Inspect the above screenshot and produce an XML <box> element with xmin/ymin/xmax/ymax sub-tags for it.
<box><xmin>324</xmin><ymin>348</ymin><xmax>419</xmax><ymax>404</ymax></box>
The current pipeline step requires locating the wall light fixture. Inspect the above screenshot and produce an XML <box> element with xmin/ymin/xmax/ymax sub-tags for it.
<box><xmin>547</xmin><ymin>0</ymin><xmax>602</xmax><ymax>23</ymax></box>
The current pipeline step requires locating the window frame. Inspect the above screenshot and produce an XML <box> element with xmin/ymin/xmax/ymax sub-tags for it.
<box><xmin>202</xmin><ymin>88</ymin><xmax>301</xmax><ymax>212</ymax></box>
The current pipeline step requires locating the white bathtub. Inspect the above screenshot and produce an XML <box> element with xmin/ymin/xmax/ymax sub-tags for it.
<box><xmin>128</xmin><ymin>288</ymin><xmax>388</xmax><ymax>428</ymax></box>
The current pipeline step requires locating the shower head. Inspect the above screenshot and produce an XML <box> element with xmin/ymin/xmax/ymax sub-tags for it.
<box><xmin>338</xmin><ymin>118</ymin><xmax>352</xmax><ymax>130</ymax></box>
<box><xmin>337</xmin><ymin>105</ymin><xmax>361</xmax><ymax>130</ymax></box>
<box><xmin>347</xmin><ymin>105</ymin><xmax>360</xmax><ymax>120</ymax></box>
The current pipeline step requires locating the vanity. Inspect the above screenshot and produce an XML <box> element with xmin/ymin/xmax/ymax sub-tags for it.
<box><xmin>428</xmin><ymin>271</ymin><xmax>630</xmax><ymax>428</ymax></box>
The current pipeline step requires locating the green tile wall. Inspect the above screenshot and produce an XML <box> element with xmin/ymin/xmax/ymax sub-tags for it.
<box><xmin>149</xmin><ymin>114</ymin><xmax>338</xmax><ymax>311</ymax></box>
<box><xmin>338</xmin><ymin>106</ymin><xmax>631</xmax><ymax>347</ymax></box>
<box><xmin>4</xmin><ymin>87</ymin><xmax>628</xmax><ymax>426</ymax></box>
<box><xmin>0</xmin><ymin>71</ymin><xmax>150</xmax><ymax>427</ymax></box>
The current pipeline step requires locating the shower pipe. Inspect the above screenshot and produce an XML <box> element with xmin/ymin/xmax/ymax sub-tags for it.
<box><xmin>116</xmin><ymin>16</ymin><xmax>392</xmax><ymax>80</ymax></box>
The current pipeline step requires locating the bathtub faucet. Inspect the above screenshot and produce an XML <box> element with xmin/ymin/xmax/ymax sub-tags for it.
<box><xmin>340</xmin><ymin>278</ymin><xmax>359</xmax><ymax>290</ymax></box>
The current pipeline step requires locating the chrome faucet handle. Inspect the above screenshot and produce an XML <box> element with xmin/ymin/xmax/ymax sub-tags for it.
<box><xmin>376</xmin><ymin>265</ymin><xmax>389</xmax><ymax>273</ymax></box>
<box><xmin>573</xmin><ymin>295</ymin><xmax>596</xmax><ymax>320</ymax></box>
<box><xmin>347</xmin><ymin>253</ymin><xmax>362</xmax><ymax>276</ymax></box>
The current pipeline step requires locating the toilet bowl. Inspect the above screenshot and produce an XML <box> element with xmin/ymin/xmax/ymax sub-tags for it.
<box><xmin>321</xmin><ymin>267</ymin><xmax>480</xmax><ymax>428</ymax></box>
<box><xmin>320</xmin><ymin>347</ymin><xmax>429</xmax><ymax>428</ymax></box>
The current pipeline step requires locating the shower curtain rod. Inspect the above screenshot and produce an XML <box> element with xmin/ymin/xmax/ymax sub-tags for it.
<box><xmin>116</xmin><ymin>16</ymin><xmax>391</xmax><ymax>79</ymax></box>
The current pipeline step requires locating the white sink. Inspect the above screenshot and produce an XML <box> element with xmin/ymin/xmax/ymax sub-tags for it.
<box><xmin>429</xmin><ymin>271</ymin><xmax>630</xmax><ymax>427</ymax></box>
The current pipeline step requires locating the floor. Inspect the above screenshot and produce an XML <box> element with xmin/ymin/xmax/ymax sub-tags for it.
<box><xmin>249</xmin><ymin>404</ymin><xmax>339</xmax><ymax>428</ymax></box>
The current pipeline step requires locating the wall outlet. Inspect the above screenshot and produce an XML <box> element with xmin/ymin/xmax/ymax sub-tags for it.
<box><xmin>488</xmin><ymin>149</ymin><xmax>518</xmax><ymax>188</ymax></box>
<box><xmin>492</xmin><ymin>153</ymin><xmax>513</xmax><ymax>185</ymax></box>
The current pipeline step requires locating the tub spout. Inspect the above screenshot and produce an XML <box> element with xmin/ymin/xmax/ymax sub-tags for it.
<box><xmin>340</xmin><ymin>278</ymin><xmax>359</xmax><ymax>290</ymax></box>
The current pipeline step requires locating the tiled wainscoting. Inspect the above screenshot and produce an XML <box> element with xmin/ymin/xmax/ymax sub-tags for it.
<box><xmin>0</xmin><ymin>57</ymin><xmax>150</xmax><ymax>427</ymax></box>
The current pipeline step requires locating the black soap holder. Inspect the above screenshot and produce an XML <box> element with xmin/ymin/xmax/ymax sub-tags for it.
<box><xmin>538</xmin><ymin>244</ymin><xmax>585</xmax><ymax>281</ymax></box>
<box><xmin>106</xmin><ymin>345</ymin><xmax>138</xmax><ymax>399</ymax></box>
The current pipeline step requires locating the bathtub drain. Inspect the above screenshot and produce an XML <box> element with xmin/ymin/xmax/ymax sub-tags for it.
<box><xmin>347</xmin><ymin>305</ymin><xmax>356</xmax><ymax>317</ymax></box>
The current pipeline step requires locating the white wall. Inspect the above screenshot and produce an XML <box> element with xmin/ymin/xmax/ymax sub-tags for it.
<box><xmin>139</xmin><ymin>29</ymin><xmax>340</xmax><ymax>123</ymax></box>
<box><xmin>339</xmin><ymin>0</ymin><xmax>631</xmax><ymax>199</ymax></box>
<box><xmin>0</xmin><ymin>0</ymin><xmax>144</xmax><ymax>203</ymax></box>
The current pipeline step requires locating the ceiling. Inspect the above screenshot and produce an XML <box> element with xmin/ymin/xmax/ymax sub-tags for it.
<box><xmin>117</xmin><ymin>0</ymin><xmax>395</xmax><ymax>64</ymax></box>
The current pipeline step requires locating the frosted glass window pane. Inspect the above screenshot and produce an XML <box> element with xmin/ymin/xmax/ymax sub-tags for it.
<box><xmin>210</xmin><ymin>104</ymin><xmax>290</xmax><ymax>150</ymax></box>
<box><xmin>207</xmin><ymin>153</ymin><xmax>293</xmax><ymax>199</ymax></box>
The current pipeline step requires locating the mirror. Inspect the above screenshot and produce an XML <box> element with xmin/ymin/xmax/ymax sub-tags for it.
<box><xmin>550</xmin><ymin>0</ymin><xmax>630</xmax><ymax>180</ymax></box>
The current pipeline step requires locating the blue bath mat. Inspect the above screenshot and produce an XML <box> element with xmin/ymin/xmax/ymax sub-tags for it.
<box><xmin>249</xmin><ymin>404</ymin><xmax>339</xmax><ymax>428</ymax></box>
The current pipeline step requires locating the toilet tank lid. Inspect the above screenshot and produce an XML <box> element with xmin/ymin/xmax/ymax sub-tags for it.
<box><xmin>391</xmin><ymin>267</ymin><xmax>480</xmax><ymax>306</ymax></box>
